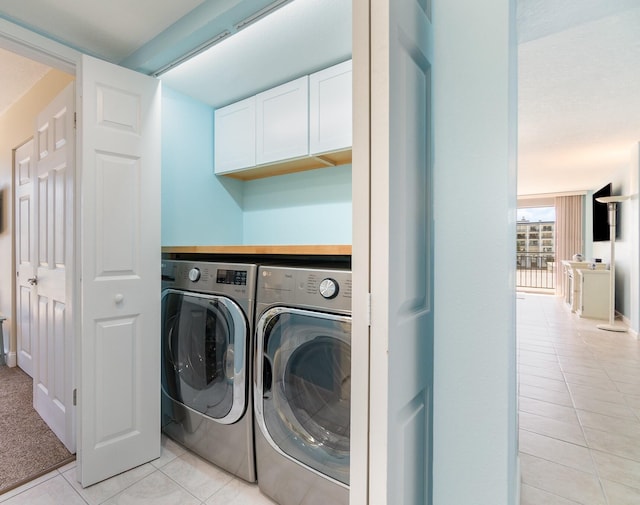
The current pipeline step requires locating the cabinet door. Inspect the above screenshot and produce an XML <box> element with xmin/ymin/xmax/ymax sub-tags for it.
<box><xmin>214</xmin><ymin>96</ymin><xmax>256</xmax><ymax>174</ymax></box>
<box><xmin>579</xmin><ymin>271</ymin><xmax>610</xmax><ymax>320</ymax></box>
<box><xmin>256</xmin><ymin>76</ymin><xmax>309</xmax><ymax>165</ymax></box>
<box><xmin>309</xmin><ymin>60</ymin><xmax>352</xmax><ymax>155</ymax></box>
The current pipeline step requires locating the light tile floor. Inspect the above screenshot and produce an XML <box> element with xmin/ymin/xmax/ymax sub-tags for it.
<box><xmin>3</xmin><ymin>292</ymin><xmax>638</xmax><ymax>505</ymax></box>
<box><xmin>518</xmin><ymin>292</ymin><xmax>640</xmax><ymax>505</ymax></box>
<box><xmin>0</xmin><ymin>436</ymin><xmax>276</xmax><ymax>505</ymax></box>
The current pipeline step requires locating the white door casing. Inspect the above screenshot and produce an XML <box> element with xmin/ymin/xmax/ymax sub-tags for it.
<box><xmin>76</xmin><ymin>54</ymin><xmax>161</xmax><ymax>487</ymax></box>
<box><xmin>350</xmin><ymin>1</ymin><xmax>371</xmax><ymax>503</ymax></box>
<box><xmin>368</xmin><ymin>0</ymin><xmax>434</xmax><ymax>504</ymax></box>
<box><xmin>32</xmin><ymin>83</ymin><xmax>76</xmax><ymax>453</ymax></box>
<box><xmin>14</xmin><ymin>139</ymin><xmax>36</xmax><ymax>377</ymax></box>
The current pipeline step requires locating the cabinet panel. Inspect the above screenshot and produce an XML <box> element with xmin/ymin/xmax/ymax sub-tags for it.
<box><xmin>577</xmin><ymin>269</ymin><xmax>610</xmax><ymax>320</ymax></box>
<box><xmin>256</xmin><ymin>76</ymin><xmax>309</xmax><ymax>165</ymax></box>
<box><xmin>214</xmin><ymin>96</ymin><xmax>256</xmax><ymax>174</ymax></box>
<box><xmin>309</xmin><ymin>60</ymin><xmax>352</xmax><ymax>155</ymax></box>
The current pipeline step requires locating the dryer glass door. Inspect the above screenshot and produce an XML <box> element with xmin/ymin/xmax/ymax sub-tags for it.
<box><xmin>256</xmin><ymin>307</ymin><xmax>351</xmax><ymax>485</ymax></box>
<box><xmin>162</xmin><ymin>289</ymin><xmax>248</xmax><ymax>424</ymax></box>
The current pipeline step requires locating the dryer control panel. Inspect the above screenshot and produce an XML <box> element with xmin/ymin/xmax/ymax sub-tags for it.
<box><xmin>257</xmin><ymin>266</ymin><xmax>351</xmax><ymax>314</ymax></box>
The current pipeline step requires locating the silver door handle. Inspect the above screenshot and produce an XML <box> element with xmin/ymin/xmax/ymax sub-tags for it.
<box><xmin>27</xmin><ymin>277</ymin><xmax>38</xmax><ymax>286</ymax></box>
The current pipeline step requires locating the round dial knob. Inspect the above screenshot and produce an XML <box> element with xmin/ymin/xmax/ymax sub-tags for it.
<box><xmin>319</xmin><ymin>278</ymin><xmax>339</xmax><ymax>299</ymax></box>
<box><xmin>188</xmin><ymin>267</ymin><xmax>201</xmax><ymax>282</ymax></box>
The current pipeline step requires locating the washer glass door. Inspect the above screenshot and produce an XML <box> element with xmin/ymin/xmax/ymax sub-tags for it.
<box><xmin>255</xmin><ymin>307</ymin><xmax>351</xmax><ymax>485</ymax></box>
<box><xmin>162</xmin><ymin>289</ymin><xmax>248</xmax><ymax>424</ymax></box>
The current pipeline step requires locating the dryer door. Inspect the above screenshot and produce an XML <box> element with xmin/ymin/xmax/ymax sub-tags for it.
<box><xmin>255</xmin><ymin>307</ymin><xmax>351</xmax><ymax>485</ymax></box>
<box><xmin>162</xmin><ymin>289</ymin><xmax>248</xmax><ymax>424</ymax></box>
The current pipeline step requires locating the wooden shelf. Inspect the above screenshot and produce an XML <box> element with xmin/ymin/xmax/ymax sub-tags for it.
<box><xmin>220</xmin><ymin>149</ymin><xmax>352</xmax><ymax>181</ymax></box>
<box><xmin>162</xmin><ymin>244</ymin><xmax>352</xmax><ymax>255</ymax></box>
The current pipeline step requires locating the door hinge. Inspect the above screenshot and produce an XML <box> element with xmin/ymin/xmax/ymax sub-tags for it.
<box><xmin>72</xmin><ymin>388</ymin><xmax>77</xmax><ymax>406</ymax></box>
<box><xmin>73</xmin><ymin>112</ymin><xmax>77</xmax><ymax>129</ymax></box>
<box><xmin>367</xmin><ymin>292</ymin><xmax>372</xmax><ymax>326</ymax></box>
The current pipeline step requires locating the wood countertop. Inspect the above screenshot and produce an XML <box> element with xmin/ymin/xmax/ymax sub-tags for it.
<box><xmin>161</xmin><ymin>245</ymin><xmax>352</xmax><ymax>255</ymax></box>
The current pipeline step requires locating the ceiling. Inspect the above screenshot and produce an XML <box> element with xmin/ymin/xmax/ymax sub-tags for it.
<box><xmin>1</xmin><ymin>0</ymin><xmax>639</xmax><ymax>197</ymax></box>
<box><xmin>518</xmin><ymin>0</ymin><xmax>640</xmax><ymax>196</ymax></box>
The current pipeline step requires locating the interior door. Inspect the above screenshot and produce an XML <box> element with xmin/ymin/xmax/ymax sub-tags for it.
<box><xmin>367</xmin><ymin>0</ymin><xmax>434</xmax><ymax>504</ymax></box>
<box><xmin>14</xmin><ymin>139</ymin><xmax>36</xmax><ymax>377</ymax></box>
<box><xmin>76</xmin><ymin>54</ymin><xmax>161</xmax><ymax>487</ymax></box>
<box><xmin>33</xmin><ymin>82</ymin><xmax>76</xmax><ymax>452</ymax></box>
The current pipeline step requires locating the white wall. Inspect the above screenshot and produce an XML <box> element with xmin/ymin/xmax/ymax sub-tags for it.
<box><xmin>591</xmin><ymin>148</ymin><xmax>639</xmax><ymax>333</ymax></box>
<box><xmin>433</xmin><ymin>0</ymin><xmax>519</xmax><ymax>504</ymax></box>
<box><xmin>631</xmin><ymin>144</ymin><xmax>639</xmax><ymax>333</ymax></box>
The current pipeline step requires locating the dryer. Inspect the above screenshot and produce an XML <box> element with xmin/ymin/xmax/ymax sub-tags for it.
<box><xmin>254</xmin><ymin>265</ymin><xmax>351</xmax><ymax>505</ymax></box>
<box><xmin>161</xmin><ymin>260</ymin><xmax>257</xmax><ymax>482</ymax></box>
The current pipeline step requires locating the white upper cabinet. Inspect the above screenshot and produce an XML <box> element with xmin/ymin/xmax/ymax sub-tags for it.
<box><xmin>255</xmin><ymin>76</ymin><xmax>309</xmax><ymax>165</ymax></box>
<box><xmin>213</xmin><ymin>60</ymin><xmax>353</xmax><ymax>180</ymax></box>
<box><xmin>309</xmin><ymin>59</ymin><xmax>352</xmax><ymax>155</ymax></box>
<box><xmin>214</xmin><ymin>96</ymin><xmax>256</xmax><ymax>174</ymax></box>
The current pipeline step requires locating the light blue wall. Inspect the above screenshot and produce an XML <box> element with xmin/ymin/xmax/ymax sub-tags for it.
<box><xmin>161</xmin><ymin>86</ymin><xmax>243</xmax><ymax>246</ymax></box>
<box><xmin>433</xmin><ymin>0</ymin><xmax>518</xmax><ymax>503</ymax></box>
<box><xmin>162</xmin><ymin>86</ymin><xmax>352</xmax><ymax>246</ymax></box>
<box><xmin>242</xmin><ymin>165</ymin><xmax>352</xmax><ymax>244</ymax></box>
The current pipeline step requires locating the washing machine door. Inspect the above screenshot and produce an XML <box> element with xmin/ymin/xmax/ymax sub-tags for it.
<box><xmin>162</xmin><ymin>289</ymin><xmax>249</xmax><ymax>424</ymax></box>
<box><xmin>255</xmin><ymin>307</ymin><xmax>351</xmax><ymax>485</ymax></box>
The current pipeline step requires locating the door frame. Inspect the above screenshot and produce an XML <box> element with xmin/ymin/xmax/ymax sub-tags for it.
<box><xmin>3</xmin><ymin>19</ymin><xmax>80</xmax><ymax>370</ymax></box>
<box><xmin>1</xmin><ymin>5</ymin><xmax>519</xmax><ymax>503</ymax></box>
<box><xmin>2</xmin><ymin>20</ymin><xmax>163</xmax><ymax>486</ymax></box>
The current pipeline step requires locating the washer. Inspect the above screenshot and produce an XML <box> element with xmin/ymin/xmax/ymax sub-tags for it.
<box><xmin>254</xmin><ymin>265</ymin><xmax>351</xmax><ymax>505</ymax></box>
<box><xmin>161</xmin><ymin>260</ymin><xmax>257</xmax><ymax>482</ymax></box>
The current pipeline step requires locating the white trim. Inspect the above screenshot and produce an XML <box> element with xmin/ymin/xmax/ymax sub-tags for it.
<box><xmin>350</xmin><ymin>1</ymin><xmax>371</xmax><ymax>505</ymax></box>
<box><xmin>519</xmin><ymin>190</ymin><xmax>587</xmax><ymax>199</ymax></box>
<box><xmin>517</xmin><ymin>196</ymin><xmax>554</xmax><ymax>208</ymax></box>
<box><xmin>0</xmin><ymin>18</ymin><xmax>80</xmax><ymax>73</ymax></box>
<box><xmin>7</xmin><ymin>351</ymin><xmax>17</xmax><ymax>368</ymax></box>
<box><xmin>514</xmin><ymin>455</ymin><xmax>521</xmax><ymax>505</ymax></box>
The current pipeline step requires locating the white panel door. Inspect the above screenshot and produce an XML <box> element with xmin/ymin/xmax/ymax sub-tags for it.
<box><xmin>14</xmin><ymin>139</ymin><xmax>36</xmax><ymax>377</ymax></box>
<box><xmin>77</xmin><ymin>54</ymin><xmax>161</xmax><ymax>487</ymax></box>
<box><xmin>33</xmin><ymin>82</ymin><xmax>76</xmax><ymax>452</ymax></box>
<box><xmin>368</xmin><ymin>0</ymin><xmax>434</xmax><ymax>504</ymax></box>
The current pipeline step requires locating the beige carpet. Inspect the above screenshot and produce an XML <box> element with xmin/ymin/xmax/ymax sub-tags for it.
<box><xmin>0</xmin><ymin>365</ymin><xmax>75</xmax><ymax>495</ymax></box>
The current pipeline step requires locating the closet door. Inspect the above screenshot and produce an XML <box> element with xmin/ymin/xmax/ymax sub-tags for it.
<box><xmin>77</xmin><ymin>54</ymin><xmax>161</xmax><ymax>487</ymax></box>
<box><xmin>355</xmin><ymin>0</ymin><xmax>434</xmax><ymax>504</ymax></box>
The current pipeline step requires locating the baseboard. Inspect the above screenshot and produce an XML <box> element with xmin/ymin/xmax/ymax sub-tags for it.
<box><xmin>514</xmin><ymin>454</ymin><xmax>521</xmax><ymax>505</ymax></box>
<box><xmin>621</xmin><ymin>314</ymin><xmax>638</xmax><ymax>339</ymax></box>
<box><xmin>6</xmin><ymin>351</ymin><xmax>17</xmax><ymax>367</ymax></box>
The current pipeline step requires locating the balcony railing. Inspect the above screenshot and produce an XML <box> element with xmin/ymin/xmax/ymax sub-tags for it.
<box><xmin>516</xmin><ymin>252</ymin><xmax>556</xmax><ymax>290</ymax></box>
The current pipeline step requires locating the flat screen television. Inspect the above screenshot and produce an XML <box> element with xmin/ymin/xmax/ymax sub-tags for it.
<box><xmin>592</xmin><ymin>183</ymin><xmax>613</xmax><ymax>241</ymax></box>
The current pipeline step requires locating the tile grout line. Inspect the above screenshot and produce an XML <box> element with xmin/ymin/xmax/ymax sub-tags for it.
<box><xmin>561</xmin><ymin>353</ymin><xmax>610</xmax><ymax>505</ymax></box>
<box><xmin>518</xmin><ymin>293</ymin><xmax>617</xmax><ymax>505</ymax></box>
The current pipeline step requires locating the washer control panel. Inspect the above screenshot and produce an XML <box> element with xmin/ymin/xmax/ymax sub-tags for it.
<box><xmin>163</xmin><ymin>260</ymin><xmax>257</xmax><ymax>299</ymax></box>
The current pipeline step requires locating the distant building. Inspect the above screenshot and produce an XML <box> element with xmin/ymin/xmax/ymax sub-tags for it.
<box><xmin>517</xmin><ymin>218</ymin><xmax>555</xmax><ymax>255</ymax></box>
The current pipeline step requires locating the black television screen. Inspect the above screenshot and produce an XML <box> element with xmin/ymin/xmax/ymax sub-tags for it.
<box><xmin>593</xmin><ymin>183</ymin><xmax>612</xmax><ymax>241</ymax></box>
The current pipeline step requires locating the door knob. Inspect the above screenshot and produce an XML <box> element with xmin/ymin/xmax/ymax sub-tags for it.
<box><xmin>27</xmin><ymin>277</ymin><xmax>38</xmax><ymax>286</ymax></box>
